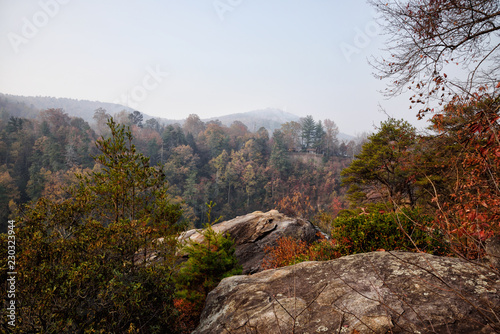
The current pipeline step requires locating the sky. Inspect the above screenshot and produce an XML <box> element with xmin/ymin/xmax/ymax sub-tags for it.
<box><xmin>0</xmin><ymin>0</ymin><xmax>428</xmax><ymax>135</ymax></box>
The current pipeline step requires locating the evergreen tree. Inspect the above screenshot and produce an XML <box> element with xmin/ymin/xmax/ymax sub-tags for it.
<box><xmin>10</xmin><ymin>118</ymin><xmax>184</xmax><ymax>333</ymax></box>
<box><xmin>175</xmin><ymin>204</ymin><xmax>242</xmax><ymax>331</ymax></box>
<box><xmin>314</xmin><ymin>120</ymin><xmax>325</xmax><ymax>153</ymax></box>
<box><xmin>128</xmin><ymin>110</ymin><xmax>144</xmax><ymax>128</ymax></box>
<box><xmin>341</xmin><ymin>118</ymin><xmax>417</xmax><ymax>209</ymax></box>
<box><xmin>162</xmin><ymin>124</ymin><xmax>187</xmax><ymax>158</ymax></box>
<box><xmin>270</xmin><ymin>130</ymin><xmax>291</xmax><ymax>175</ymax></box>
<box><xmin>144</xmin><ymin>117</ymin><xmax>161</xmax><ymax>133</ymax></box>
<box><xmin>301</xmin><ymin>115</ymin><xmax>316</xmax><ymax>150</ymax></box>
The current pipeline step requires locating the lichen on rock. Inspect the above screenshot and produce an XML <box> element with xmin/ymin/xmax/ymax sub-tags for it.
<box><xmin>194</xmin><ymin>251</ymin><xmax>500</xmax><ymax>333</ymax></box>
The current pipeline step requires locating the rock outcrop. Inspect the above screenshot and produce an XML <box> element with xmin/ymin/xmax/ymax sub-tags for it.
<box><xmin>179</xmin><ymin>210</ymin><xmax>321</xmax><ymax>274</ymax></box>
<box><xmin>486</xmin><ymin>236</ymin><xmax>500</xmax><ymax>270</ymax></box>
<box><xmin>194</xmin><ymin>251</ymin><xmax>500</xmax><ymax>333</ymax></box>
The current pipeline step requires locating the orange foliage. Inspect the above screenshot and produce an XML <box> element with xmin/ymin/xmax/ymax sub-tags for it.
<box><xmin>329</xmin><ymin>196</ymin><xmax>345</xmax><ymax>217</ymax></box>
<box><xmin>134</xmin><ymin>126</ymin><xmax>162</xmax><ymax>145</ymax></box>
<box><xmin>41</xmin><ymin>167</ymin><xmax>91</xmax><ymax>203</ymax></box>
<box><xmin>262</xmin><ymin>233</ymin><xmax>339</xmax><ymax>270</ymax></box>
<box><xmin>173</xmin><ymin>298</ymin><xmax>202</xmax><ymax>334</ymax></box>
<box><xmin>429</xmin><ymin>91</ymin><xmax>500</xmax><ymax>258</ymax></box>
<box><xmin>276</xmin><ymin>190</ymin><xmax>314</xmax><ymax>218</ymax></box>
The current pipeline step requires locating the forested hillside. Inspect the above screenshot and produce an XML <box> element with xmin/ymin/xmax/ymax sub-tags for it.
<box><xmin>0</xmin><ymin>93</ymin><xmax>354</xmax><ymax>140</ymax></box>
<box><xmin>0</xmin><ymin>106</ymin><xmax>361</xmax><ymax>233</ymax></box>
<box><xmin>1</xmin><ymin>1</ymin><xmax>499</xmax><ymax>332</ymax></box>
<box><xmin>3</xmin><ymin>93</ymin><xmax>499</xmax><ymax>332</ymax></box>
<box><xmin>0</xmin><ymin>93</ymin><xmax>134</xmax><ymax>123</ymax></box>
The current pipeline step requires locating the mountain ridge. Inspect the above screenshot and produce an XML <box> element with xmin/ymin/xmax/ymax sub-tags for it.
<box><xmin>203</xmin><ymin>108</ymin><xmax>301</xmax><ymax>133</ymax></box>
<box><xmin>0</xmin><ymin>93</ymin><xmax>354</xmax><ymax>139</ymax></box>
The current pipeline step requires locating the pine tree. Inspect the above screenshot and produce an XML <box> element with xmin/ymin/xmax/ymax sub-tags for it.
<box><xmin>341</xmin><ymin>118</ymin><xmax>417</xmax><ymax>209</ymax></box>
<box><xmin>270</xmin><ymin>130</ymin><xmax>291</xmax><ymax>175</ymax></box>
<box><xmin>11</xmin><ymin>118</ymin><xmax>184</xmax><ymax>333</ymax></box>
<box><xmin>301</xmin><ymin>115</ymin><xmax>316</xmax><ymax>150</ymax></box>
<box><xmin>174</xmin><ymin>203</ymin><xmax>242</xmax><ymax>331</ymax></box>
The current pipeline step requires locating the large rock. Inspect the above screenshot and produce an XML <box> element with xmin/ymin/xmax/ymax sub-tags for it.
<box><xmin>194</xmin><ymin>251</ymin><xmax>500</xmax><ymax>333</ymax></box>
<box><xmin>179</xmin><ymin>210</ymin><xmax>321</xmax><ymax>274</ymax></box>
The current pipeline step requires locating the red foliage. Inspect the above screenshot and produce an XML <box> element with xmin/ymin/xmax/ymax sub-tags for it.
<box><xmin>173</xmin><ymin>298</ymin><xmax>202</xmax><ymax>334</ymax></box>
<box><xmin>276</xmin><ymin>190</ymin><xmax>314</xmax><ymax>218</ymax></box>
<box><xmin>428</xmin><ymin>91</ymin><xmax>500</xmax><ymax>258</ymax></box>
<box><xmin>262</xmin><ymin>234</ymin><xmax>339</xmax><ymax>270</ymax></box>
<box><xmin>329</xmin><ymin>197</ymin><xmax>345</xmax><ymax>217</ymax></box>
<box><xmin>262</xmin><ymin>236</ymin><xmax>310</xmax><ymax>270</ymax></box>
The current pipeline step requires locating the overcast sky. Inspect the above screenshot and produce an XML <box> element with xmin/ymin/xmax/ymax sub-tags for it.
<box><xmin>0</xmin><ymin>0</ymin><xmax>428</xmax><ymax>135</ymax></box>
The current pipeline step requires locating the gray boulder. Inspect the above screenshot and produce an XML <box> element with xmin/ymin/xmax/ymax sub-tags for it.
<box><xmin>194</xmin><ymin>251</ymin><xmax>500</xmax><ymax>333</ymax></box>
<box><xmin>179</xmin><ymin>210</ymin><xmax>321</xmax><ymax>274</ymax></box>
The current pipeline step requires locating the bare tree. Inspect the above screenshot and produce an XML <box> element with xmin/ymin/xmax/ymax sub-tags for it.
<box><xmin>369</xmin><ymin>0</ymin><xmax>500</xmax><ymax>117</ymax></box>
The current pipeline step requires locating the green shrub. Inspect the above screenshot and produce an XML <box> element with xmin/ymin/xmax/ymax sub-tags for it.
<box><xmin>330</xmin><ymin>208</ymin><xmax>449</xmax><ymax>256</ymax></box>
<box><xmin>176</xmin><ymin>225</ymin><xmax>242</xmax><ymax>299</ymax></box>
<box><xmin>174</xmin><ymin>222</ymin><xmax>242</xmax><ymax>333</ymax></box>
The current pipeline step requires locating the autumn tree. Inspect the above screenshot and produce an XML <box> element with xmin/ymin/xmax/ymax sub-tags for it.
<box><xmin>280</xmin><ymin>120</ymin><xmax>302</xmax><ymax>151</ymax></box>
<box><xmin>200</xmin><ymin>122</ymin><xmax>229</xmax><ymax>159</ymax></box>
<box><xmin>243</xmin><ymin>163</ymin><xmax>257</xmax><ymax>209</ymax></box>
<box><xmin>224</xmin><ymin>150</ymin><xmax>246</xmax><ymax>207</ymax></box>
<box><xmin>228</xmin><ymin>121</ymin><xmax>250</xmax><ymax>150</ymax></box>
<box><xmin>66</xmin><ymin>117</ymin><xmax>97</xmax><ymax>168</ymax></box>
<box><xmin>324</xmin><ymin>119</ymin><xmax>339</xmax><ymax>157</ymax></box>
<box><xmin>412</xmin><ymin>92</ymin><xmax>500</xmax><ymax>258</ymax></box>
<box><xmin>205</xmin><ymin>150</ymin><xmax>226</xmax><ymax>216</ymax></box>
<box><xmin>371</xmin><ymin>0</ymin><xmax>500</xmax><ymax>259</ymax></box>
<box><xmin>182</xmin><ymin>114</ymin><xmax>206</xmax><ymax>139</ymax></box>
<box><xmin>370</xmin><ymin>0</ymin><xmax>500</xmax><ymax>116</ymax></box>
<box><xmin>164</xmin><ymin>144</ymin><xmax>200</xmax><ymax>200</ymax></box>
<box><xmin>93</xmin><ymin>107</ymin><xmax>112</xmax><ymax>136</ymax></box>
<box><xmin>238</xmin><ymin>139</ymin><xmax>259</xmax><ymax>165</ymax></box>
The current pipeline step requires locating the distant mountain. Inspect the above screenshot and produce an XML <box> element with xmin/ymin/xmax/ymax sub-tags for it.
<box><xmin>204</xmin><ymin>108</ymin><xmax>301</xmax><ymax>133</ymax></box>
<box><xmin>338</xmin><ymin>132</ymin><xmax>355</xmax><ymax>143</ymax></box>
<box><xmin>0</xmin><ymin>93</ymin><xmax>133</xmax><ymax>123</ymax></box>
<box><xmin>0</xmin><ymin>94</ymin><xmax>301</xmax><ymax>134</ymax></box>
<box><xmin>203</xmin><ymin>109</ymin><xmax>354</xmax><ymax>140</ymax></box>
<box><xmin>0</xmin><ymin>93</ymin><xmax>355</xmax><ymax>138</ymax></box>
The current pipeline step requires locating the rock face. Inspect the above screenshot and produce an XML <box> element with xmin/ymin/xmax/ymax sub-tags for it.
<box><xmin>486</xmin><ymin>236</ymin><xmax>500</xmax><ymax>270</ymax></box>
<box><xmin>194</xmin><ymin>251</ymin><xmax>500</xmax><ymax>334</ymax></box>
<box><xmin>179</xmin><ymin>210</ymin><xmax>321</xmax><ymax>274</ymax></box>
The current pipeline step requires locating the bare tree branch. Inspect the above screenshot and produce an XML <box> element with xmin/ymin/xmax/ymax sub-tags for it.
<box><xmin>369</xmin><ymin>0</ymin><xmax>500</xmax><ymax>117</ymax></box>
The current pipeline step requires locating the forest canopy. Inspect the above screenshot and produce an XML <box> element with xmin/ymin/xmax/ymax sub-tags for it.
<box><xmin>0</xmin><ymin>105</ymin><xmax>360</xmax><ymax>232</ymax></box>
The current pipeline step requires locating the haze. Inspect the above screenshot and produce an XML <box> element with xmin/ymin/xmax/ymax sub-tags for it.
<box><xmin>0</xmin><ymin>0</ymin><xmax>424</xmax><ymax>135</ymax></box>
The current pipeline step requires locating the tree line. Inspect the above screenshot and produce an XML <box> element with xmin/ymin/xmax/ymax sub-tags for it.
<box><xmin>0</xmin><ymin>111</ymin><xmax>357</xmax><ymax>333</ymax></box>
<box><xmin>0</xmin><ymin>107</ymin><xmax>361</xmax><ymax>232</ymax></box>
<box><xmin>1</xmin><ymin>1</ymin><xmax>498</xmax><ymax>332</ymax></box>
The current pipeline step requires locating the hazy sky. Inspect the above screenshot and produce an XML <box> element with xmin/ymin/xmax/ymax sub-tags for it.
<box><xmin>0</xmin><ymin>0</ymin><xmax>427</xmax><ymax>135</ymax></box>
